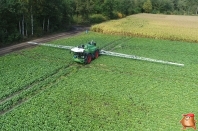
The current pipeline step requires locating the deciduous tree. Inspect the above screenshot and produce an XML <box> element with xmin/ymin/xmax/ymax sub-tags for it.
<box><xmin>143</xmin><ymin>0</ymin><xmax>152</xmax><ymax>13</ymax></box>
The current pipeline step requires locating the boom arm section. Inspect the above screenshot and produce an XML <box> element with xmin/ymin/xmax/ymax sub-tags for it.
<box><xmin>100</xmin><ymin>50</ymin><xmax>184</xmax><ymax>66</ymax></box>
<box><xmin>28</xmin><ymin>42</ymin><xmax>184</xmax><ymax>66</ymax></box>
<box><xmin>28</xmin><ymin>42</ymin><xmax>74</xmax><ymax>50</ymax></box>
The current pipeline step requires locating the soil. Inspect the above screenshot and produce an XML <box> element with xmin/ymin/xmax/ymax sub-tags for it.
<box><xmin>0</xmin><ymin>26</ymin><xmax>90</xmax><ymax>56</ymax></box>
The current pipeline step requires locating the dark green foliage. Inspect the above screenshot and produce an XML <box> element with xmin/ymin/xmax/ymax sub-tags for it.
<box><xmin>89</xmin><ymin>14</ymin><xmax>107</xmax><ymax>23</ymax></box>
<box><xmin>143</xmin><ymin>0</ymin><xmax>152</xmax><ymax>13</ymax></box>
<box><xmin>101</xmin><ymin>0</ymin><xmax>115</xmax><ymax>19</ymax></box>
<box><xmin>1</xmin><ymin>0</ymin><xmax>198</xmax><ymax>46</ymax></box>
<box><xmin>0</xmin><ymin>0</ymin><xmax>22</xmax><ymax>46</ymax></box>
<box><xmin>0</xmin><ymin>0</ymin><xmax>75</xmax><ymax>46</ymax></box>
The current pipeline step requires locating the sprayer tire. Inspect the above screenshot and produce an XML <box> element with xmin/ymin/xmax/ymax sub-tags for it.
<box><xmin>94</xmin><ymin>50</ymin><xmax>99</xmax><ymax>59</ymax></box>
<box><xmin>86</xmin><ymin>54</ymin><xmax>92</xmax><ymax>64</ymax></box>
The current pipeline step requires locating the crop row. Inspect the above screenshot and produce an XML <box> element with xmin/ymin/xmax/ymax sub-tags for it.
<box><xmin>0</xmin><ymin>64</ymin><xmax>80</xmax><ymax>115</ymax></box>
<box><xmin>0</xmin><ymin>32</ymin><xmax>121</xmax><ymax>99</ymax></box>
<box><xmin>0</xmin><ymin>47</ymin><xmax>71</xmax><ymax>100</ymax></box>
<box><xmin>0</xmin><ymin>32</ymin><xmax>123</xmax><ymax>115</ymax></box>
<box><xmin>1</xmin><ymin>32</ymin><xmax>198</xmax><ymax>130</ymax></box>
<box><xmin>0</xmin><ymin>66</ymin><xmax>150</xmax><ymax>130</ymax></box>
<box><xmin>1</xmin><ymin>59</ymin><xmax>198</xmax><ymax>130</ymax></box>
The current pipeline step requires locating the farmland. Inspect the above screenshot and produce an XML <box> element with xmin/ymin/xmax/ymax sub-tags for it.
<box><xmin>91</xmin><ymin>13</ymin><xmax>198</xmax><ymax>43</ymax></box>
<box><xmin>1</xmin><ymin>14</ymin><xmax>198</xmax><ymax>130</ymax></box>
<box><xmin>0</xmin><ymin>32</ymin><xmax>122</xmax><ymax>115</ymax></box>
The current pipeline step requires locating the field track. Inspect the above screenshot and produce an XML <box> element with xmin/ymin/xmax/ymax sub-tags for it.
<box><xmin>0</xmin><ymin>27</ymin><xmax>88</xmax><ymax>115</ymax></box>
<box><xmin>0</xmin><ymin>26</ymin><xmax>89</xmax><ymax>56</ymax></box>
<box><xmin>0</xmin><ymin>63</ymin><xmax>81</xmax><ymax>115</ymax></box>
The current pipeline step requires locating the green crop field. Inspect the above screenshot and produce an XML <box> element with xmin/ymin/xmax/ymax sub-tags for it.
<box><xmin>1</xmin><ymin>15</ymin><xmax>198</xmax><ymax>130</ymax></box>
<box><xmin>91</xmin><ymin>13</ymin><xmax>198</xmax><ymax>43</ymax></box>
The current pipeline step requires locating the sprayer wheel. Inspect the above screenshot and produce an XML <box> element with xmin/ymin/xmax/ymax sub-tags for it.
<box><xmin>86</xmin><ymin>54</ymin><xmax>92</xmax><ymax>64</ymax></box>
<box><xmin>94</xmin><ymin>50</ymin><xmax>99</xmax><ymax>59</ymax></box>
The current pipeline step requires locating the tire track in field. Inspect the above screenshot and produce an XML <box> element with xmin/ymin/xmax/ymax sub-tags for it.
<box><xmin>0</xmin><ymin>29</ymin><xmax>122</xmax><ymax>115</ymax></box>
<box><xmin>101</xmin><ymin>37</ymin><xmax>126</xmax><ymax>50</ymax></box>
<box><xmin>0</xmin><ymin>65</ymin><xmax>67</xmax><ymax>104</ymax></box>
<box><xmin>0</xmin><ymin>49</ymin><xmax>71</xmax><ymax>102</ymax></box>
<box><xmin>0</xmin><ymin>63</ymin><xmax>82</xmax><ymax>116</ymax></box>
<box><xmin>101</xmin><ymin>37</ymin><xmax>133</xmax><ymax>52</ymax></box>
<box><xmin>109</xmin><ymin>37</ymin><xmax>133</xmax><ymax>51</ymax></box>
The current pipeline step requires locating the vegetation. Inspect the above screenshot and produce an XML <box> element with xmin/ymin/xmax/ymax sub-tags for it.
<box><xmin>91</xmin><ymin>13</ymin><xmax>198</xmax><ymax>43</ymax></box>
<box><xmin>1</xmin><ymin>0</ymin><xmax>198</xmax><ymax>129</ymax></box>
<box><xmin>89</xmin><ymin>14</ymin><xmax>107</xmax><ymax>24</ymax></box>
<box><xmin>0</xmin><ymin>32</ymin><xmax>122</xmax><ymax>114</ymax></box>
<box><xmin>1</xmin><ymin>31</ymin><xmax>198</xmax><ymax>130</ymax></box>
<box><xmin>1</xmin><ymin>0</ymin><xmax>198</xmax><ymax>46</ymax></box>
<box><xmin>143</xmin><ymin>0</ymin><xmax>152</xmax><ymax>13</ymax></box>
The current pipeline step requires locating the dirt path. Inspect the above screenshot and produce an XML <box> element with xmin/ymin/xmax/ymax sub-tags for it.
<box><xmin>0</xmin><ymin>26</ymin><xmax>89</xmax><ymax>56</ymax></box>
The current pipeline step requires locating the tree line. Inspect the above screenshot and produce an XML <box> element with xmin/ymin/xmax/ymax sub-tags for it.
<box><xmin>0</xmin><ymin>0</ymin><xmax>198</xmax><ymax>47</ymax></box>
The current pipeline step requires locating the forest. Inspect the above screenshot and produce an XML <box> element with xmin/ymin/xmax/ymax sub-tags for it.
<box><xmin>0</xmin><ymin>0</ymin><xmax>198</xmax><ymax>47</ymax></box>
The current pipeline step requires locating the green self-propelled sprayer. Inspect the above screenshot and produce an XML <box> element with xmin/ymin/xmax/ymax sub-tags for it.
<box><xmin>28</xmin><ymin>40</ymin><xmax>184</xmax><ymax>66</ymax></box>
<box><xmin>70</xmin><ymin>40</ymin><xmax>99</xmax><ymax>64</ymax></box>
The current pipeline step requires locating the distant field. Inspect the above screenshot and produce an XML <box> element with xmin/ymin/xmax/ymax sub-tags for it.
<box><xmin>1</xmin><ymin>32</ymin><xmax>198</xmax><ymax>130</ymax></box>
<box><xmin>91</xmin><ymin>13</ymin><xmax>198</xmax><ymax>43</ymax></box>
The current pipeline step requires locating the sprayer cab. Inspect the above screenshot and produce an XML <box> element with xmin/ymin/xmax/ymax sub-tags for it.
<box><xmin>70</xmin><ymin>41</ymin><xmax>100</xmax><ymax>64</ymax></box>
